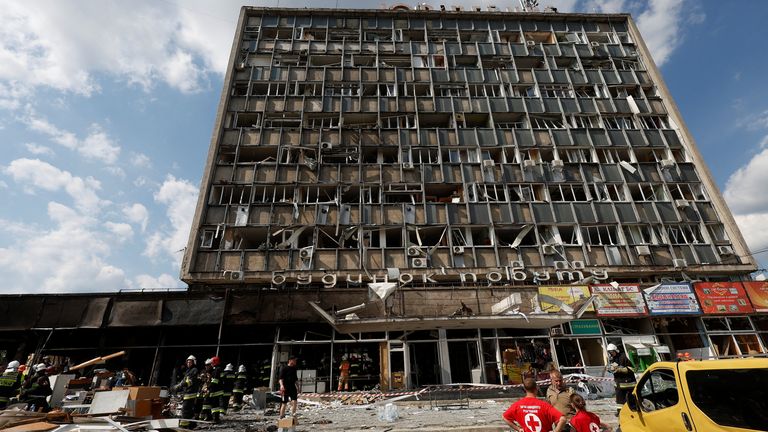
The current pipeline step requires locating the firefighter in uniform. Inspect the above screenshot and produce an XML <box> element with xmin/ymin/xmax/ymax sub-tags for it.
<box><xmin>198</xmin><ymin>358</ymin><xmax>214</xmax><ymax>421</ymax></box>
<box><xmin>0</xmin><ymin>360</ymin><xmax>22</xmax><ymax>409</ymax></box>
<box><xmin>174</xmin><ymin>355</ymin><xmax>200</xmax><ymax>429</ymax></box>
<box><xmin>232</xmin><ymin>365</ymin><xmax>249</xmax><ymax>411</ymax></box>
<box><xmin>20</xmin><ymin>363</ymin><xmax>52</xmax><ymax>412</ymax></box>
<box><xmin>607</xmin><ymin>343</ymin><xmax>637</xmax><ymax>410</ymax></box>
<box><xmin>208</xmin><ymin>356</ymin><xmax>224</xmax><ymax>423</ymax></box>
<box><xmin>221</xmin><ymin>363</ymin><xmax>236</xmax><ymax>415</ymax></box>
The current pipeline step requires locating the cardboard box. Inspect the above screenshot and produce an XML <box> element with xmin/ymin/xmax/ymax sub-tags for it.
<box><xmin>277</xmin><ymin>417</ymin><xmax>297</xmax><ymax>428</ymax></box>
<box><xmin>122</xmin><ymin>386</ymin><xmax>161</xmax><ymax>401</ymax></box>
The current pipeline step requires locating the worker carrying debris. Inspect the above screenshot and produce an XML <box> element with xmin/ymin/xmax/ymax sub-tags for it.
<box><xmin>174</xmin><ymin>355</ymin><xmax>200</xmax><ymax>429</ymax></box>
<box><xmin>0</xmin><ymin>360</ymin><xmax>22</xmax><ymax>409</ymax></box>
<box><xmin>19</xmin><ymin>363</ymin><xmax>52</xmax><ymax>412</ymax></box>
<box><xmin>232</xmin><ymin>364</ymin><xmax>249</xmax><ymax>411</ymax></box>
<box><xmin>221</xmin><ymin>363</ymin><xmax>236</xmax><ymax>416</ymax></box>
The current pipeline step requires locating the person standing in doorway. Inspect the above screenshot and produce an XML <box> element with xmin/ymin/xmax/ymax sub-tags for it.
<box><xmin>503</xmin><ymin>378</ymin><xmax>567</xmax><ymax>432</ymax></box>
<box><xmin>278</xmin><ymin>357</ymin><xmax>299</xmax><ymax>418</ymax></box>
<box><xmin>546</xmin><ymin>370</ymin><xmax>575</xmax><ymax>427</ymax></box>
<box><xmin>606</xmin><ymin>343</ymin><xmax>636</xmax><ymax>408</ymax></box>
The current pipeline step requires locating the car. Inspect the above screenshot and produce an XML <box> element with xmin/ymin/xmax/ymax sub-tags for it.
<box><xmin>618</xmin><ymin>358</ymin><xmax>768</xmax><ymax>432</ymax></box>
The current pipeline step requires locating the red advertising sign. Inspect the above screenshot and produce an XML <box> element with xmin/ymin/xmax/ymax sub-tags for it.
<box><xmin>693</xmin><ymin>282</ymin><xmax>754</xmax><ymax>315</ymax></box>
<box><xmin>742</xmin><ymin>281</ymin><xmax>768</xmax><ymax>313</ymax></box>
<box><xmin>590</xmin><ymin>284</ymin><xmax>647</xmax><ymax>316</ymax></box>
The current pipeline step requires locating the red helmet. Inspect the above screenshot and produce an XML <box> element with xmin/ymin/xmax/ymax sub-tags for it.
<box><xmin>211</xmin><ymin>356</ymin><xmax>221</xmax><ymax>367</ymax></box>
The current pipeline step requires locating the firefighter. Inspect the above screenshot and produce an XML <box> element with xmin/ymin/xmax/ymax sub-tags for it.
<box><xmin>0</xmin><ymin>360</ymin><xmax>22</xmax><ymax>409</ymax></box>
<box><xmin>198</xmin><ymin>358</ymin><xmax>214</xmax><ymax>421</ymax></box>
<box><xmin>208</xmin><ymin>356</ymin><xmax>224</xmax><ymax>423</ymax></box>
<box><xmin>232</xmin><ymin>365</ymin><xmax>249</xmax><ymax>411</ymax></box>
<box><xmin>221</xmin><ymin>363</ymin><xmax>236</xmax><ymax>415</ymax></box>
<box><xmin>606</xmin><ymin>343</ymin><xmax>636</xmax><ymax>411</ymax></box>
<box><xmin>19</xmin><ymin>363</ymin><xmax>51</xmax><ymax>412</ymax></box>
<box><xmin>174</xmin><ymin>355</ymin><xmax>200</xmax><ymax>429</ymax></box>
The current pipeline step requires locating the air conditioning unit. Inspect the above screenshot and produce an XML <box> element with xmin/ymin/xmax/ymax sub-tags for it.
<box><xmin>300</xmin><ymin>247</ymin><xmax>313</xmax><ymax>259</ymax></box>
<box><xmin>482</xmin><ymin>159</ymin><xmax>495</xmax><ymax>168</ymax></box>
<box><xmin>551</xmin><ymin>159</ymin><xmax>564</xmax><ymax>169</ymax></box>
<box><xmin>541</xmin><ymin>244</ymin><xmax>557</xmax><ymax>255</ymax></box>
<box><xmin>411</xmin><ymin>257</ymin><xmax>427</xmax><ymax>268</ymax></box>
<box><xmin>717</xmin><ymin>245</ymin><xmax>735</xmax><ymax>256</ymax></box>
<box><xmin>402</xmin><ymin>162</ymin><xmax>415</xmax><ymax>169</ymax></box>
<box><xmin>452</xmin><ymin>246</ymin><xmax>465</xmax><ymax>254</ymax></box>
<box><xmin>635</xmin><ymin>245</ymin><xmax>651</xmax><ymax>256</ymax></box>
<box><xmin>320</xmin><ymin>142</ymin><xmax>333</xmax><ymax>150</ymax></box>
<box><xmin>590</xmin><ymin>41</ymin><xmax>600</xmax><ymax>47</ymax></box>
<box><xmin>523</xmin><ymin>160</ymin><xmax>537</xmax><ymax>168</ymax></box>
<box><xmin>675</xmin><ymin>199</ymin><xmax>690</xmax><ymax>208</ymax></box>
<box><xmin>230</xmin><ymin>271</ymin><xmax>243</xmax><ymax>280</ymax></box>
<box><xmin>660</xmin><ymin>159</ymin><xmax>676</xmax><ymax>169</ymax></box>
<box><xmin>407</xmin><ymin>246</ymin><xmax>421</xmax><ymax>256</ymax></box>
<box><xmin>672</xmin><ymin>258</ymin><xmax>687</xmax><ymax>268</ymax></box>
<box><xmin>526</xmin><ymin>40</ymin><xmax>536</xmax><ymax>47</ymax></box>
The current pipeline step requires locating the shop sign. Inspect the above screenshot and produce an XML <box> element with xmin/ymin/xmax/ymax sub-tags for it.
<box><xmin>644</xmin><ymin>282</ymin><xmax>701</xmax><ymax>315</ymax></box>
<box><xmin>570</xmin><ymin>319</ymin><xmax>601</xmax><ymax>335</ymax></box>
<box><xmin>590</xmin><ymin>284</ymin><xmax>648</xmax><ymax>316</ymax></box>
<box><xmin>742</xmin><ymin>281</ymin><xmax>768</xmax><ymax>313</ymax></box>
<box><xmin>538</xmin><ymin>286</ymin><xmax>594</xmax><ymax>313</ymax></box>
<box><xmin>694</xmin><ymin>282</ymin><xmax>754</xmax><ymax>315</ymax></box>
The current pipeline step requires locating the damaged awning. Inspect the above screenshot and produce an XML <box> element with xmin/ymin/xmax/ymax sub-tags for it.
<box><xmin>162</xmin><ymin>299</ymin><xmax>225</xmax><ymax>325</ymax></box>
<box><xmin>34</xmin><ymin>297</ymin><xmax>109</xmax><ymax>329</ymax></box>
<box><xmin>108</xmin><ymin>300</ymin><xmax>163</xmax><ymax>327</ymax></box>
<box><xmin>308</xmin><ymin>301</ymin><xmax>590</xmax><ymax>333</ymax></box>
<box><xmin>0</xmin><ymin>297</ymin><xmax>44</xmax><ymax>330</ymax></box>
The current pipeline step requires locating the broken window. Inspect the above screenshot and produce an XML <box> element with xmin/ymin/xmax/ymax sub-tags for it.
<box><xmin>530</xmin><ymin>115</ymin><xmax>565</xmax><ymax>129</ymax></box>
<box><xmin>567</xmin><ymin>115</ymin><xmax>599</xmax><ymax>129</ymax></box>
<box><xmin>436</xmin><ymin>85</ymin><xmax>467</xmax><ymax>97</ymax></box>
<box><xmin>381</xmin><ymin>114</ymin><xmax>416</xmax><ymax>129</ymax></box>
<box><xmin>540</xmin><ymin>85</ymin><xmax>573</xmax><ymax>98</ymax></box>
<box><xmin>304</xmin><ymin>115</ymin><xmax>339</xmax><ymax>129</ymax></box>
<box><xmin>234</xmin><ymin>113</ymin><xmax>262</xmax><ymax>128</ymax></box>
<box><xmin>629</xmin><ymin>184</ymin><xmax>667</xmax><ymax>201</ymax></box>
<box><xmin>638</xmin><ymin>115</ymin><xmax>670</xmax><ymax>130</ymax></box>
<box><xmin>666</xmin><ymin>224</ymin><xmax>705</xmax><ymax>244</ymax></box>
<box><xmin>563</xmin><ymin>148</ymin><xmax>594</xmax><ymax>163</ymax></box>
<box><xmin>581</xmin><ymin>225</ymin><xmax>620</xmax><ymax>246</ymax></box>
<box><xmin>548</xmin><ymin>185</ymin><xmax>588</xmax><ymax>202</ymax></box>
<box><xmin>494</xmin><ymin>113</ymin><xmax>526</xmax><ymax>129</ymax></box>
<box><xmin>603</xmin><ymin>116</ymin><xmax>636</xmax><ymax>130</ymax></box>
<box><xmin>596</xmin><ymin>148</ymin><xmax>631</xmax><ymax>164</ymax></box>
<box><xmin>623</xmin><ymin>225</ymin><xmax>663</xmax><ymax>245</ymax></box>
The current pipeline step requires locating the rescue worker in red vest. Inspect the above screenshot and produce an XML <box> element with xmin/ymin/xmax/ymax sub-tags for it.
<box><xmin>232</xmin><ymin>365</ymin><xmax>249</xmax><ymax>411</ymax></box>
<box><xmin>174</xmin><ymin>355</ymin><xmax>200</xmax><ymax>429</ymax></box>
<box><xmin>208</xmin><ymin>356</ymin><xmax>224</xmax><ymax>423</ymax></box>
<box><xmin>19</xmin><ymin>363</ymin><xmax>52</xmax><ymax>412</ymax></box>
<box><xmin>337</xmin><ymin>355</ymin><xmax>350</xmax><ymax>391</ymax></box>
<box><xmin>221</xmin><ymin>363</ymin><xmax>236</xmax><ymax>415</ymax></box>
<box><xmin>0</xmin><ymin>360</ymin><xmax>22</xmax><ymax>409</ymax></box>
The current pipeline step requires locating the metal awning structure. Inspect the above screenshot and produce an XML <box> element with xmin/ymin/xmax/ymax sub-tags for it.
<box><xmin>308</xmin><ymin>297</ymin><xmax>596</xmax><ymax>333</ymax></box>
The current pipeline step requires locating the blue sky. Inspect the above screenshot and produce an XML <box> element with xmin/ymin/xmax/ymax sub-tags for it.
<box><xmin>0</xmin><ymin>0</ymin><xmax>766</xmax><ymax>294</ymax></box>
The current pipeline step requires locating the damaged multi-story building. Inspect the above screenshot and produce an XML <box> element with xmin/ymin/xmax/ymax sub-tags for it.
<box><xmin>2</xmin><ymin>5</ymin><xmax>766</xmax><ymax>391</ymax></box>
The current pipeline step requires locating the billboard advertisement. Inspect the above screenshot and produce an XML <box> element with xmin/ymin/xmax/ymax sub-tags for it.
<box><xmin>644</xmin><ymin>283</ymin><xmax>701</xmax><ymax>315</ymax></box>
<box><xmin>590</xmin><ymin>284</ymin><xmax>647</xmax><ymax>316</ymax></box>
<box><xmin>693</xmin><ymin>282</ymin><xmax>754</xmax><ymax>315</ymax></box>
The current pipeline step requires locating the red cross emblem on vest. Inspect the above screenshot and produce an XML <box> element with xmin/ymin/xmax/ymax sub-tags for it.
<box><xmin>524</xmin><ymin>413</ymin><xmax>542</xmax><ymax>432</ymax></box>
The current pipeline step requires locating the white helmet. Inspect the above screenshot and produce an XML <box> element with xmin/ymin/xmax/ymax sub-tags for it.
<box><xmin>35</xmin><ymin>363</ymin><xmax>47</xmax><ymax>372</ymax></box>
<box><xmin>238</xmin><ymin>365</ymin><xmax>246</xmax><ymax>373</ymax></box>
<box><xmin>606</xmin><ymin>343</ymin><xmax>619</xmax><ymax>352</ymax></box>
<box><xmin>224</xmin><ymin>363</ymin><xmax>234</xmax><ymax>372</ymax></box>
<box><xmin>6</xmin><ymin>360</ymin><xmax>20</xmax><ymax>370</ymax></box>
<box><xmin>187</xmin><ymin>355</ymin><xmax>196</xmax><ymax>362</ymax></box>
<box><xmin>205</xmin><ymin>358</ymin><xmax>213</xmax><ymax>365</ymax></box>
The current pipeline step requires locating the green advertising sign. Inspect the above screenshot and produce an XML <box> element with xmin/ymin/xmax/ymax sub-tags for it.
<box><xmin>570</xmin><ymin>319</ymin><xmax>601</xmax><ymax>335</ymax></box>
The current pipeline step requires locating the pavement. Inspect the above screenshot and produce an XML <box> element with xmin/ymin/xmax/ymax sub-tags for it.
<box><xmin>202</xmin><ymin>395</ymin><xmax>621</xmax><ymax>431</ymax></box>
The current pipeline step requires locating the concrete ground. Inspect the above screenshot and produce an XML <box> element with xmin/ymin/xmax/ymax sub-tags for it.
<box><xmin>205</xmin><ymin>396</ymin><xmax>620</xmax><ymax>431</ymax></box>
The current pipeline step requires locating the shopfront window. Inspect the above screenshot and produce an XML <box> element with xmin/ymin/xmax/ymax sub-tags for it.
<box><xmin>704</xmin><ymin>316</ymin><xmax>765</xmax><ymax>358</ymax></box>
<box><xmin>499</xmin><ymin>338</ymin><xmax>552</xmax><ymax>384</ymax></box>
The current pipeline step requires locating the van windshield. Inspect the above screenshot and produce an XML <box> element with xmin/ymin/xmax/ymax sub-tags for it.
<box><xmin>686</xmin><ymin>368</ymin><xmax>768</xmax><ymax>431</ymax></box>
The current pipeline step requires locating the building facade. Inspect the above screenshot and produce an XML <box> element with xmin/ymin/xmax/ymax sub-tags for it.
<box><xmin>7</xmin><ymin>6</ymin><xmax>763</xmax><ymax>392</ymax></box>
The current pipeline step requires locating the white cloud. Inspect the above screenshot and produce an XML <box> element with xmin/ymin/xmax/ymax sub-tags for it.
<box><xmin>0</xmin><ymin>202</ymin><xmax>131</xmax><ymax>293</ymax></box>
<box><xmin>0</xmin><ymin>0</ymin><xmax>242</xmax><ymax>98</ymax></box>
<box><xmin>144</xmin><ymin>175</ymin><xmax>198</xmax><ymax>264</ymax></box>
<box><xmin>725</xmin><ymin>144</ymin><xmax>768</xmax><ymax>258</ymax></box>
<box><xmin>25</xmin><ymin>114</ymin><xmax>121</xmax><ymax>165</ymax></box>
<box><xmin>135</xmin><ymin>273</ymin><xmax>185</xmax><ymax>289</ymax></box>
<box><xmin>25</xmin><ymin>143</ymin><xmax>55</xmax><ymax>157</ymax></box>
<box><xmin>104</xmin><ymin>221</ymin><xmax>134</xmax><ymax>241</ymax></box>
<box><xmin>633</xmin><ymin>0</ymin><xmax>688</xmax><ymax>67</ymax></box>
<box><xmin>131</xmin><ymin>152</ymin><xmax>152</xmax><ymax>168</ymax></box>
<box><xmin>4</xmin><ymin>158</ymin><xmax>105</xmax><ymax>212</ymax></box>
<box><xmin>124</xmin><ymin>203</ymin><xmax>150</xmax><ymax>232</ymax></box>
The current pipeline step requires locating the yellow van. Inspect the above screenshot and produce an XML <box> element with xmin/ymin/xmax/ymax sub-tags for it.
<box><xmin>618</xmin><ymin>358</ymin><xmax>768</xmax><ymax>432</ymax></box>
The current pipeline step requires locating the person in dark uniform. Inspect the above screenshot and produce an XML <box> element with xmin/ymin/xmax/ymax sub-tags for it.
<box><xmin>221</xmin><ymin>363</ymin><xmax>236</xmax><ymax>416</ymax></box>
<box><xmin>19</xmin><ymin>363</ymin><xmax>51</xmax><ymax>412</ymax></box>
<box><xmin>232</xmin><ymin>365</ymin><xmax>249</xmax><ymax>411</ymax></box>
<box><xmin>278</xmin><ymin>357</ymin><xmax>299</xmax><ymax>418</ymax></box>
<box><xmin>606</xmin><ymin>343</ymin><xmax>636</xmax><ymax>408</ymax></box>
<box><xmin>0</xmin><ymin>361</ymin><xmax>22</xmax><ymax>409</ymax></box>
<box><xmin>174</xmin><ymin>355</ymin><xmax>200</xmax><ymax>429</ymax></box>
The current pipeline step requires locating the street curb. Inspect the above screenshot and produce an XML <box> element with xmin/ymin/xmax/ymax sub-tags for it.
<box><xmin>386</xmin><ymin>426</ymin><xmax>509</xmax><ymax>432</ymax></box>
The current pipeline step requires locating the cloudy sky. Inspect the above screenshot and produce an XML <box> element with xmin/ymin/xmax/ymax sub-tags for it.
<box><xmin>0</xmin><ymin>0</ymin><xmax>766</xmax><ymax>294</ymax></box>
